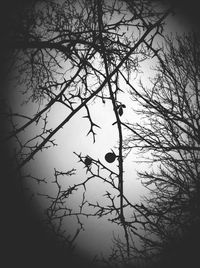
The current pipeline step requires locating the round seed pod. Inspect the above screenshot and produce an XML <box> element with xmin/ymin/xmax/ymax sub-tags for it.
<box><xmin>105</xmin><ymin>152</ymin><xmax>116</xmax><ymax>163</ymax></box>
<box><xmin>84</xmin><ymin>156</ymin><xmax>92</xmax><ymax>167</ymax></box>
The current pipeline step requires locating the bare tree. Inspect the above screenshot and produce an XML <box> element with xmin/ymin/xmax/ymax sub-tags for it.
<box><xmin>122</xmin><ymin>32</ymin><xmax>200</xmax><ymax>267</ymax></box>
<box><xmin>1</xmin><ymin>0</ymin><xmax>188</xmax><ymax>267</ymax></box>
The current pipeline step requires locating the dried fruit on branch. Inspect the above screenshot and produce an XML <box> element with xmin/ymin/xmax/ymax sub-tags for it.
<box><xmin>84</xmin><ymin>156</ymin><xmax>92</xmax><ymax>167</ymax></box>
<box><xmin>105</xmin><ymin>152</ymin><xmax>116</xmax><ymax>163</ymax></box>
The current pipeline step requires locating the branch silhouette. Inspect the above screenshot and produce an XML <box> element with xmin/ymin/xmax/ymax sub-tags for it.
<box><xmin>3</xmin><ymin>1</ymin><xmax>187</xmax><ymax>267</ymax></box>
